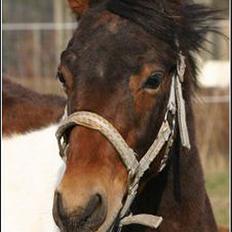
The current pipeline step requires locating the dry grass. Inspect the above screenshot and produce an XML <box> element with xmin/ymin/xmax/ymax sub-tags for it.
<box><xmin>205</xmin><ymin>168</ymin><xmax>229</xmax><ymax>227</ymax></box>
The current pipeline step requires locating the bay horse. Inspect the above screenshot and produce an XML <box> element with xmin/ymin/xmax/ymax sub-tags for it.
<box><xmin>2</xmin><ymin>78</ymin><xmax>66</xmax><ymax>136</ymax></box>
<box><xmin>51</xmin><ymin>0</ymin><xmax>224</xmax><ymax>232</ymax></box>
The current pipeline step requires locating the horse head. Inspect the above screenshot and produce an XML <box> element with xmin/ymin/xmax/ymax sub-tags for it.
<box><xmin>52</xmin><ymin>1</ymin><xmax>219</xmax><ymax>231</ymax></box>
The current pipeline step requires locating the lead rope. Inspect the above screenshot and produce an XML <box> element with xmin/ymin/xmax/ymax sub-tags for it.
<box><xmin>55</xmin><ymin>51</ymin><xmax>191</xmax><ymax>232</ymax></box>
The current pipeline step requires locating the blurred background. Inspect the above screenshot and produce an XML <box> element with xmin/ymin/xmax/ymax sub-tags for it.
<box><xmin>2</xmin><ymin>0</ymin><xmax>230</xmax><ymax>228</ymax></box>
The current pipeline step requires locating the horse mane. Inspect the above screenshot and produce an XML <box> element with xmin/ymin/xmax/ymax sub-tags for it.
<box><xmin>107</xmin><ymin>0</ymin><xmax>221</xmax><ymax>52</ymax></box>
<box><xmin>106</xmin><ymin>0</ymin><xmax>223</xmax><ymax>87</ymax></box>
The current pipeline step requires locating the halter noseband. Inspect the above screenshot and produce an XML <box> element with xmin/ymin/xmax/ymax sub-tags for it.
<box><xmin>55</xmin><ymin>52</ymin><xmax>190</xmax><ymax>231</ymax></box>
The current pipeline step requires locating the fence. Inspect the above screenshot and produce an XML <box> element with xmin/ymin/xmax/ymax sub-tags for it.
<box><xmin>2</xmin><ymin>22</ymin><xmax>76</xmax><ymax>81</ymax></box>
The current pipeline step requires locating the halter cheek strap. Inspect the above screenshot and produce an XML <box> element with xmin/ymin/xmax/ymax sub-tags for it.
<box><xmin>55</xmin><ymin>52</ymin><xmax>191</xmax><ymax>231</ymax></box>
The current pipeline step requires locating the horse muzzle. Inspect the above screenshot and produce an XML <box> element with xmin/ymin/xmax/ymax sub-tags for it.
<box><xmin>53</xmin><ymin>191</ymin><xmax>107</xmax><ymax>232</ymax></box>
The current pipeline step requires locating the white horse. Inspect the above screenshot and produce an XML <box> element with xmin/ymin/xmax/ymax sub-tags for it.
<box><xmin>2</xmin><ymin>124</ymin><xmax>64</xmax><ymax>232</ymax></box>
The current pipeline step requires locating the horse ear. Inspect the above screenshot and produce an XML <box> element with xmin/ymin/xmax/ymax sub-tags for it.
<box><xmin>67</xmin><ymin>0</ymin><xmax>103</xmax><ymax>17</ymax></box>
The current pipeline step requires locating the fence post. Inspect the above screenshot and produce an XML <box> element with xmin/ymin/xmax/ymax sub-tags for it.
<box><xmin>32</xmin><ymin>29</ymin><xmax>42</xmax><ymax>79</ymax></box>
<box><xmin>53</xmin><ymin>0</ymin><xmax>64</xmax><ymax>67</ymax></box>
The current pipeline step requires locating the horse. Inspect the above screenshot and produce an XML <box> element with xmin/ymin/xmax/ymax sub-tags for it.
<box><xmin>2</xmin><ymin>78</ymin><xmax>67</xmax><ymax>231</ymax></box>
<box><xmin>2</xmin><ymin>125</ymin><xmax>63</xmax><ymax>232</ymax></box>
<box><xmin>51</xmin><ymin>0</ymin><xmax>225</xmax><ymax>232</ymax></box>
<box><xmin>2</xmin><ymin>78</ymin><xmax>66</xmax><ymax>136</ymax></box>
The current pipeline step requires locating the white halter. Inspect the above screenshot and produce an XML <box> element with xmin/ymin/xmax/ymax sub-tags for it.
<box><xmin>56</xmin><ymin>52</ymin><xmax>190</xmax><ymax>231</ymax></box>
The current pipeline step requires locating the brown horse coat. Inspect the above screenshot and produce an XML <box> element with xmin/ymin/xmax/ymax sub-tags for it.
<box><xmin>2</xmin><ymin>78</ymin><xmax>66</xmax><ymax>136</ymax></box>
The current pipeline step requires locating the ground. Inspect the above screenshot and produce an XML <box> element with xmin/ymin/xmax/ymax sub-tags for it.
<box><xmin>205</xmin><ymin>168</ymin><xmax>229</xmax><ymax>227</ymax></box>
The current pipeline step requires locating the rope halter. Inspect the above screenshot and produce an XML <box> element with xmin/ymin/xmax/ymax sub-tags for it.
<box><xmin>55</xmin><ymin>52</ymin><xmax>191</xmax><ymax>231</ymax></box>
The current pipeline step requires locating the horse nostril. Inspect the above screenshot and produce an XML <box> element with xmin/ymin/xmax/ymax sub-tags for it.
<box><xmin>83</xmin><ymin>194</ymin><xmax>102</xmax><ymax>219</ymax></box>
<box><xmin>78</xmin><ymin>194</ymin><xmax>107</xmax><ymax>230</ymax></box>
<box><xmin>52</xmin><ymin>192</ymin><xmax>107</xmax><ymax>231</ymax></box>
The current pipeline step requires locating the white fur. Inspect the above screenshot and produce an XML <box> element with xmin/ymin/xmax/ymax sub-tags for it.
<box><xmin>2</xmin><ymin>124</ymin><xmax>65</xmax><ymax>232</ymax></box>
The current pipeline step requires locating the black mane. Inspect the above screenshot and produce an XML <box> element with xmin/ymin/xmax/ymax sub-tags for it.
<box><xmin>107</xmin><ymin>0</ymin><xmax>221</xmax><ymax>54</ymax></box>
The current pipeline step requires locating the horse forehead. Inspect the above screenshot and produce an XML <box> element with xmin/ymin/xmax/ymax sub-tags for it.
<box><xmin>62</xmin><ymin>10</ymin><xmax>170</xmax><ymax>89</ymax></box>
<box><xmin>69</xmin><ymin>9</ymin><xmax>152</xmax><ymax>55</ymax></box>
<box><xmin>67</xmin><ymin>16</ymin><xmax>173</xmax><ymax>73</ymax></box>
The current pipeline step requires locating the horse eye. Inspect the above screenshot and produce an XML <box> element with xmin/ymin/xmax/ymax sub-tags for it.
<box><xmin>143</xmin><ymin>73</ymin><xmax>163</xmax><ymax>89</ymax></box>
<box><xmin>56</xmin><ymin>72</ymin><xmax>66</xmax><ymax>85</ymax></box>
